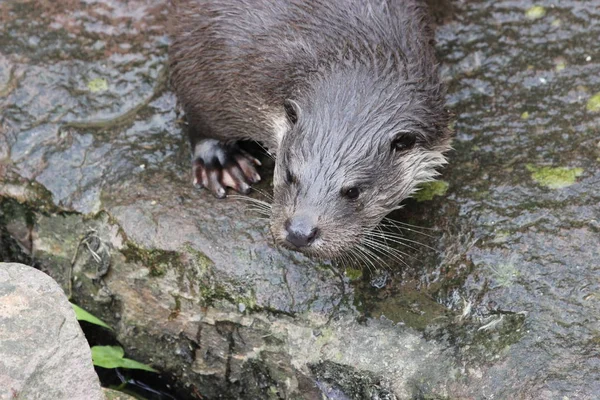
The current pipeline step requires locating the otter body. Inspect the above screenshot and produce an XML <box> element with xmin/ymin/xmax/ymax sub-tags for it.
<box><xmin>169</xmin><ymin>0</ymin><xmax>451</xmax><ymax>259</ymax></box>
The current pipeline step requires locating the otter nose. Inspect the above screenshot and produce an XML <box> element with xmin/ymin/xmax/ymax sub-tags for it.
<box><xmin>285</xmin><ymin>217</ymin><xmax>319</xmax><ymax>248</ymax></box>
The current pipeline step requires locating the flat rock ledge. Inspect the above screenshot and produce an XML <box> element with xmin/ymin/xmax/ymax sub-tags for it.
<box><xmin>0</xmin><ymin>202</ymin><xmax>458</xmax><ymax>399</ymax></box>
<box><xmin>0</xmin><ymin>262</ymin><xmax>104</xmax><ymax>400</ymax></box>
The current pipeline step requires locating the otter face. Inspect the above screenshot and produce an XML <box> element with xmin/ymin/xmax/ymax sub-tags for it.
<box><xmin>270</xmin><ymin>75</ymin><xmax>451</xmax><ymax>260</ymax></box>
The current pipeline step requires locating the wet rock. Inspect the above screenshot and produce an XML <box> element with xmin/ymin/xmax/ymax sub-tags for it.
<box><xmin>1</xmin><ymin>0</ymin><xmax>599</xmax><ymax>399</ymax></box>
<box><xmin>102</xmin><ymin>388</ymin><xmax>137</xmax><ymax>400</ymax></box>
<box><xmin>0</xmin><ymin>263</ymin><xmax>103</xmax><ymax>400</ymax></box>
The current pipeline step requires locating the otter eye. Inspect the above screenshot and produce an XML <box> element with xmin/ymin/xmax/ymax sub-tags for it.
<box><xmin>284</xmin><ymin>168</ymin><xmax>296</xmax><ymax>185</ymax></box>
<box><xmin>284</xmin><ymin>99</ymin><xmax>299</xmax><ymax>124</ymax></box>
<box><xmin>342</xmin><ymin>187</ymin><xmax>360</xmax><ymax>200</ymax></box>
<box><xmin>391</xmin><ymin>132</ymin><xmax>417</xmax><ymax>153</ymax></box>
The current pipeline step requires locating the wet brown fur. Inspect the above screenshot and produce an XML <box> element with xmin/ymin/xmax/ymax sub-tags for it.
<box><xmin>169</xmin><ymin>0</ymin><xmax>452</xmax><ymax>259</ymax></box>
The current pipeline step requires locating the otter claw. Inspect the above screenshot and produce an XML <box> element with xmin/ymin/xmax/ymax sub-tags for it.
<box><xmin>192</xmin><ymin>139</ymin><xmax>261</xmax><ymax>198</ymax></box>
<box><xmin>234</xmin><ymin>154</ymin><xmax>262</xmax><ymax>183</ymax></box>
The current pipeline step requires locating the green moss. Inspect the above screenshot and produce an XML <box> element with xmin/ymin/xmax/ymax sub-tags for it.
<box><xmin>196</xmin><ymin>274</ymin><xmax>258</xmax><ymax>310</ymax></box>
<box><xmin>0</xmin><ymin>171</ymin><xmax>58</xmax><ymax>213</ymax></box>
<box><xmin>87</xmin><ymin>77</ymin><xmax>108</xmax><ymax>92</ymax></box>
<box><xmin>198</xmin><ymin>282</ymin><xmax>257</xmax><ymax>310</ymax></box>
<box><xmin>555</xmin><ymin>60</ymin><xmax>566</xmax><ymax>72</ymax></box>
<box><xmin>121</xmin><ymin>241</ymin><xmax>259</xmax><ymax>311</ymax></box>
<box><xmin>183</xmin><ymin>243</ymin><xmax>214</xmax><ymax>271</ymax></box>
<box><xmin>520</xmin><ymin>111</ymin><xmax>530</xmax><ymax>120</ymax></box>
<box><xmin>121</xmin><ymin>242</ymin><xmax>181</xmax><ymax>277</ymax></box>
<box><xmin>314</xmin><ymin>328</ymin><xmax>334</xmax><ymax>348</ymax></box>
<box><xmin>168</xmin><ymin>295</ymin><xmax>182</xmax><ymax>320</ymax></box>
<box><xmin>198</xmin><ymin>284</ymin><xmax>231</xmax><ymax>306</ymax></box>
<box><xmin>491</xmin><ymin>231</ymin><xmax>511</xmax><ymax>244</ymax></box>
<box><xmin>586</xmin><ymin>92</ymin><xmax>600</xmax><ymax>113</ymax></box>
<box><xmin>344</xmin><ymin>268</ymin><xmax>363</xmax><ymax>281</ymax></box>
<box><xmin>488</xmin><ymin>262</ymin><xmax>520</xmax><ymax>288</ymax></box>
<box><xmin>526</xmin><ymin>164</ymin><xmax>583</xmax><ymax>189</ymax></box>
<box><xmin>414</xmin><ymin>180</ymin><xmax>449</xmax><ymax>202</ymax></box>
<box><xmin>238</xmin><ymin>292</ymin><xmax>258</xmax><ymax>311</ymax></box>
<box><xmin>525</xmin><ymin>5</ymin><xmax>546</xmax><ymax>20</ymax></box>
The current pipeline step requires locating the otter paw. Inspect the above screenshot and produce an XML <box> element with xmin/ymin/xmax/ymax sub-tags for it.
<box><xmin>192</xmin><ymin>139</ymin><xmax>261</xmax><ymax>198</ymax></box>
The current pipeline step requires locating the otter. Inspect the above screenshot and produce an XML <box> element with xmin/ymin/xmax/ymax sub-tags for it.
<box><xmin>169</xmin><ymin>0</ymin><xmax>451</xmax><ymax>259</ymax></box>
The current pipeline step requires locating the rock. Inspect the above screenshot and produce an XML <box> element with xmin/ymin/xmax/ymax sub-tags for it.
<box><xmin>102</xmin><ymin>388</ymin><xmax>137</xmax><ymax>400</ymax></box>
<box><xmin>1</xmin><ymin>0</ymin><xmax>600</xmax><ymax>399</ymax></box>
<box><xmin>0</xmin><ymin>263</ymin><xmax>104</xmax><ymax>400</ymax></box>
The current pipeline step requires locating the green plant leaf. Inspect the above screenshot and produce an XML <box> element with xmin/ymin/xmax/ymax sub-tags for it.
<box><xmin>119</xmin><ymin>358</ymin><xmax>160</xmax><ymax>372</ymax></box>
<box><xmin>92</xmin><ymin>346</ymin><xmax>125</xmax><ymax>369</ymax></box>
<box><xmin>71</xmin><ymin>303</ymin><xmax>112</xmax><ymax>330</ymax></box>
<box><xmin>91</xmin><ymin>346</ymin><xmax>158</xmax><ymax>373</ymax></box>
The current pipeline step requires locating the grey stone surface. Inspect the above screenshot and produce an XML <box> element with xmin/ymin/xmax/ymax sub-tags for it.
<box><xmin>1</xmin><ymin>0</ymin><xmax>599</xmax><ymax>399</ymax></box>
<box><xmin>0</xmin><ymin>263</ymin><xmax>104</xmax><ymax>400</ymax></box>
<box><xmin>103</xmin><ymin>388</ymin><xmax>136</xmax><ymax>400</ymax></box>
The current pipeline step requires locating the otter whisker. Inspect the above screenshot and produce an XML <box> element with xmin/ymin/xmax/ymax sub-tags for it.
<box><xmin>350</xmin><ymin>247</ymin><xmax>368</xmax><ymax>270</ymax></box>
<box><xmin>230</xmin><ymin>197</ymin><xmax>273</xmax><ymax>218</ymax></box>
<box><xmin>362</xmin><ymin>236</ymin><xmax>412</xmax><ymax>260</ymax></box>
<box><xmin>229</xmin><ymin>194</ymin><xmax>273</xmax><ymax>208</ymax></box>
<box><xmin>378</xmin><ymin>226</ymin><xmax>435</xmax><ymax>240</ymax></box>
<box><xmin>344</xmin><ymin>248</ymin><xmax>365</xmax><ymax>271</ymax></box>
<box><xmin>382</xmin><ymin>217</ymin><xmax>437</xmax><ymax>230</ymax></box>
<box><xmin>229</xmin><ymin>195</ymin><xmax>273</xmax><ymax>219</ymax></box>
<box><xmin>240</xmin><ymin>201</ymin><xmax>271</xmax><ymax>209</ymax></box>
<box><xmin>367</xmin><ymin>231</ymin><xmax>438</xmax><ymax>253</ymax></box>
<box><xmin>244</xmin><ymin>202</ymin><xmax>272</xmax><ymax>211</ymax></box>
<box><xmin>381</xmin><ymin>225</ymin><xmax>436</xmax><ymax>239</ymax></box>
<box><xmin>241</xmin><ymin>200</ymin><xmax>271</xmax><ymax>208</ymax></box>
<box><xmin>373</xmin><ymin>225</ymin><xmax>412</xmax><ymax>251</ymax></box>
<box><xmin>361</xmin><ymin>241</ymin><xmax>401</xmax><ymax>266</ymax></box>
<box><xmin>361</xmin><ymin>237</ymin><xmax>410</xmax><ymax>269</ymax></box>
<box><xmin>365</xmin><ymin>236</ymin><xmax>423</xmax><ymax>265</ymax></box>
<box><xmin>253</xmin><ymin>140</ymin><xmax>275</xmax><ymax>161</ymax></box>
<box><xmin>250</xmin><ymin>187</ymin><xmax>274</xmax><ymax>201</ymax></box>
<box><xmin>245</xmin><ymin>203</ymin><xmax>271</xmax><ymax>210</ymax></box>
<box><xmin>366</xmin><ymin>231</ymin><xmax>422</xmax><ymax>253</ymax></box>
<box><xmin>356</xmin><ymin>244</ymin><xmax>391</xmax><ymax>271</ymax></box>
<box><xmin>246</xmin><ymin>208</ymin><xmax>272</xmax><ymax>218</ymax></box>
<box><xmin>381</xmin><ymin>217</ymin><xmax>433</xmax><ymax>229</ymax></box>
<box><xmin>381</xmin><ymin>218</ymin><xmax>437</xmax><ymax>236</ymax></box>
<box><xmin>351</xmin><ymin>246</ymin><xmax>377</xmax><ymax>274</ymax></box>
<box><xmin>338</xmin><ymin>252</ymin><xmax>354</xmax><ymax>270</ymax></box>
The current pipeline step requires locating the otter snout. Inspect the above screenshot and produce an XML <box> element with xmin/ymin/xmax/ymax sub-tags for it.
<box><xmin>284</xmin><ymin>215</ymin><xmax>320</xmax><ymax>248</ymax></box>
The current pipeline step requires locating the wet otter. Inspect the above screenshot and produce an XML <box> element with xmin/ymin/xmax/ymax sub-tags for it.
<box><xmin>169</xmin><ymin>0</ymin><xmax>451</xmax><ymax>259</ymax></box>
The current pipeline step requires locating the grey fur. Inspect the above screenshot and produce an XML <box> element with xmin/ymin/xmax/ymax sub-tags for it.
<box><xmin>169</xmin><ymin>0</ymin><xmax>452</xmax><ymax>259</ymax></box>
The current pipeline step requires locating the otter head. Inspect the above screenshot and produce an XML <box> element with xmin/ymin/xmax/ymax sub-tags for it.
<box><xmin>270</xmin><ymin>67</ymin><xmax>451</xmax><ymax>259</ymax></box>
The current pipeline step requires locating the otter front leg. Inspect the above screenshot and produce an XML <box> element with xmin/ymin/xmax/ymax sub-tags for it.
<box><xmin>192</xmin><ymin>139</ymin><xmax>262</xmax><ymax>198</ymax></box>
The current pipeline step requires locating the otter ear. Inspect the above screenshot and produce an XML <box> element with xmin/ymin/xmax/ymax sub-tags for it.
<box><xmin>284</xmin><ymin>99</ymin><xmax>300</xmax><ymax>125</ymax></box>
<box><xmin>391</xmin><ymin>131</ymin><xmax>417</xmax><ymax>153</ymax></box>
